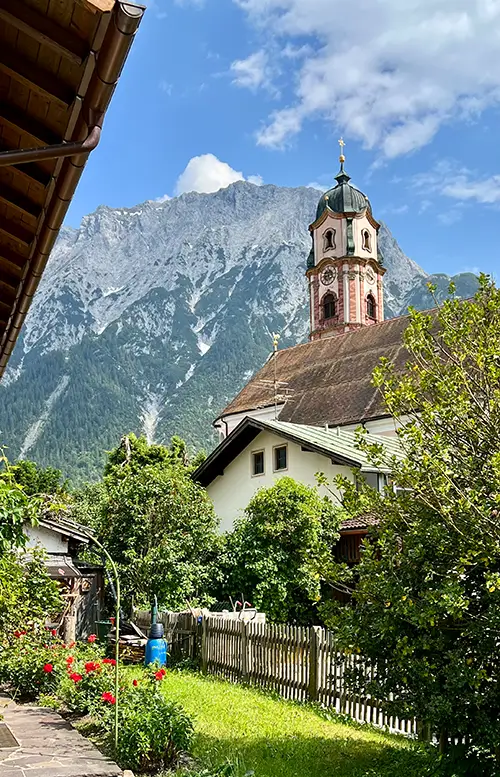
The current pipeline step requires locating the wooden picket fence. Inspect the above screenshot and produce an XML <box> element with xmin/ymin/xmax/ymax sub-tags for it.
<box><xmin>135</xmin><ymin>610</ymin><xmax>417</xmax><ymax>737</ymax></box>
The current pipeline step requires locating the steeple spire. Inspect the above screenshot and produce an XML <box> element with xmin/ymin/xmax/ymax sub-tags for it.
<box><xmin>335</xmin><ymin>137</ymin><xmax>350</xmax><ymax>185</ymax></box>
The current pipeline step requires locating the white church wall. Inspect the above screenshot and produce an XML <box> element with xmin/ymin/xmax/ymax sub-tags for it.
<box><xmin>341</xmin><ymin>415</ymin><xmax>408</xmax><ymax>437</ymax></box>
<box><xmin>353</xmin><ymin>215</ymin><xmax>376</xmax><ymax>259</ymax></box>
<box><xmin>314</xmin><ymin>215</ymin><xmax>344</xmax><ymax>264</ymax></box>
<box><xmin>208</xmin><ymin>429</ymin><xmax>354</xmax><ymax>533</ymax></box>
<box><xmin>215</xmin><ymin>405</ymin><xmax>285</xmax><ymax>440</ymax></box>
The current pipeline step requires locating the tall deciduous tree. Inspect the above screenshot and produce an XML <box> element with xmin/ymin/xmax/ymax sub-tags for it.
<box><xmin>75</xmin><ymin>435</ymin><xmax>221</xmax><ymax>611</ymax></box>
<box><xmin>223</xmin><ymin>477</ymin><xmax>341</xmax><ymax>624</ymax></box>
<box><xmin>322</xmin><ymin>277</ymin><xmax>500</xmax><ymax>764</ymax></box>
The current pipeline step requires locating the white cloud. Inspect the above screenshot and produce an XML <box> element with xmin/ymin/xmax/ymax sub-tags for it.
<box><xmin>413</xmin><ymin>160</ymin><xmax>500</xmax><ymax>205</ymax></box>
<box><xmin>231</xmin><ymin>50</ymin><xmax>270</xmax><ymax>91</ymax></box>
<box><xmin>155</xmin><ymin>194</ymin><xmax>171</xmax><ymax>203</ymax></box>
<box><xmin>306</xmin><ymin>181</ymin><xmax>325</xmax><ymax>191</ymax></box>
<box><xmin>233</xmin><ymin>0</ymin><xmax>500</xmax><ymax>157</ymax></box>
<box><xmin>381</xmin><ymin>203</ymin><xmax>409</xmax><ymax>216</ymax></box>
<box><xmin>174</xmin><ymin>154</ymin><xmax>263</xmax><ymax>195</ymax></box>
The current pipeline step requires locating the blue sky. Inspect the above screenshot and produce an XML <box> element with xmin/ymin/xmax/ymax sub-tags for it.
<box><xmin>67</xmin><ymin>0</ymin><xmax>500</xmax><ymax>277</ymax></box>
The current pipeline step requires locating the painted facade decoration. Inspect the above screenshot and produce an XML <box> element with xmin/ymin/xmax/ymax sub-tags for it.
<box><xmin>307</xmin><ymin>142</ymin><xmax>386</xmax><ymax>340</ymax></box>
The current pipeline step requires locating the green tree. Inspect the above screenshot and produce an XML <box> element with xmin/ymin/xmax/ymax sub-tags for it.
<box><xmin>322</xmin><ymin>277</ymin><xmax>500</xmax><ymax>762</ymax></box>
<box><xmin>12</xmin><ymin>459</ymin><xmax>68</xmax><ymax>496</ymax></box>
<box><xmin>0</xmin><ymin>454</ymin><xmax>40</xmax><ymax>553</ymax></box>
<box><xmin>77</xmin><ymin>435</ymin><xmax>221</xmax><ymax>612</ymax></box>
<box><xmin>223</xmin><ymin>477</ymin><xmax>341</xmax><ymax>624</ymax></box>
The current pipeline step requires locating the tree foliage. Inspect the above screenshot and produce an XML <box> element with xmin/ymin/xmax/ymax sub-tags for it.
<box><xmin>322</xmin><ymin>277</ymin><xmax>500</xmax><ymax>759</ymax></box>
<box><xmin>73</xmin><ymin>434</ymin><xmax>221</xmax><ymax>612</ymax></box>
<box><xmin>222</xmin><ymin>477</ymin><xmax>341</xmax><ymax>624</ymax></box>
<box><xmin>12</xmin><ymin>459</ymin><xmax>68</xmax><ymax>496</ymax></box>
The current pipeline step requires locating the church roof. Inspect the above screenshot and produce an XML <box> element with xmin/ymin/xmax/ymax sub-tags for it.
<box><xmin>194</xmin><ymin>417</ymin><xmax>402</xmax><ymax>488</ymax></box>
<box><xmin>217</xmin><ymin>315</ymin><xmax>410</xmax><ymax>428</ymax></box>
<box><xmin>315</xmin><ymin>164</ymin><xmax>371</xmax><ymax>221</ymax></box>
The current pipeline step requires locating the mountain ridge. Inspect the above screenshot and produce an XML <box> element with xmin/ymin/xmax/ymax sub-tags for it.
<box><xmin>0</xmin><ymin>181</ymin><xmax>478</xmax><ymax>482</ymax></box>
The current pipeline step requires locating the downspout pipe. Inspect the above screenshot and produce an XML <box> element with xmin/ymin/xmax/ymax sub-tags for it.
<box><xmin>0</xmin><ymin>124</ymin><xmax>102</xmax><ymax>167</ymax></box>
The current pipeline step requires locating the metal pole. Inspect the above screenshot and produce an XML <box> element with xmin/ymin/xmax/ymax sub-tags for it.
<box><xmin>76</xmin><ymin>529</ymin><xmax>121</xmax><ymax>751</ymax></box>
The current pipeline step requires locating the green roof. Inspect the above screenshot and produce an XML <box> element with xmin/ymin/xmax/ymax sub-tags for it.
<box><xmin>193</xmin><ymin>416</ymin><xmax>403</xmax><ymax>487</ymax></box>
<box><xmin>261</xmin><ymin>420</ymin><xmax>402</xmax><ymax>472</ymax></box>
<box><xmin>315</xmin><ymin>163</ymin><xmax>371</xmax><ymax>221</ymax></box>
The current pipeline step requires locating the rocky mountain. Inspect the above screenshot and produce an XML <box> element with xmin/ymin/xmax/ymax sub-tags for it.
<box><xmin>0</xmin><ymin>182</ymin><xmax>478</xmax><ymax>483</ymax></box>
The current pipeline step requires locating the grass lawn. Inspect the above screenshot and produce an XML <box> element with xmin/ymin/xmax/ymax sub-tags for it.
<box><xmin>158</xmin><ymin>670</ymin><xmax>434</xmax><ymax>777</ymax></box>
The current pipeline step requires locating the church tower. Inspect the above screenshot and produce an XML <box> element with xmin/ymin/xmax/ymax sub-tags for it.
<box><xmin>307</xmin><ymin>140</ymin><xmax>385</xmax><ymax>340</ymax></box>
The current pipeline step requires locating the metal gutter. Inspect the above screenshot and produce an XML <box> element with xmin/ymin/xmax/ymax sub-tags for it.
<box><xmin>0</xmin><ymin>1</ymin><xmax>145</xmax><ymax>377</ymax></box>
<box><xmin>0</xmin><ymin>124</ymin><xmax>102</xmax><ymax>167</ymax></box>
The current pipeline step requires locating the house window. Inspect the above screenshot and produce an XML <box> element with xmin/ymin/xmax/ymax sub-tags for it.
<box><xmin>252</xmin><ymin>450</ymin><xmax>265</xmax><ymax>476</ymax></box>
<box><xmin>323</xmin><ymin>293</ymin><xmax>337</xmax><ymax>320</ymax></box>
<box><xmin>323</xmin><ymin>229</ymin><xmax>336</xmax><ymax>251</ymax></box>
<box><xmin>362</xmin><ymin>229</ymin><xmax>371</xmax><ymax>251</ymax></box>
<box><xmin>366</xmin><ymin>293</ymin><xmax>376</xmax><ymax>319</ymax></box>
<box><xmin>274</xmin><ymin>445</ymin><xmax>287</xmax><ymax>471</ymax></box>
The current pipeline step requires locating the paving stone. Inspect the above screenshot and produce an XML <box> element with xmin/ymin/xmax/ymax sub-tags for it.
<box><xmin>0</xmin><ymin>699</ymin><xmax>122</xmax><ymax>777</ymax></box>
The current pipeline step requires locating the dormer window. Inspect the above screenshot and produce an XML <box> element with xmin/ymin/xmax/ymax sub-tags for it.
<box><xmin>362</xmin><ymin>229</ymin><xmax>371</xmax><ymax>252</ymax></box>
<box><xmin>323</xmin><ymin>292</ymin><xmax>337</xmax><ymax>320</ymax></box>
<box><xmin>366</xmin><ymin>293</ymin><xmax>376</xmax><ymax>319</ymax></box>
<box><xmin>323</xmin><ymin>229</ymin><xmax>336</xmax><ymax>251</ymax></box>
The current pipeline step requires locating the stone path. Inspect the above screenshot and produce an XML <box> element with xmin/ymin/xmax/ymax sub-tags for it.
<box><xmin>0</xmin><ymin>696</ymin><xmax>122</xmax><ymax>777</ymax></box>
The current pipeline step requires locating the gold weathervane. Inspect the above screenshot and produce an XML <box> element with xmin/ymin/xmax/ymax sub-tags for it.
<box><xmin>338</xmin><ymin>137</ymin><xmax>345</xmax><ymax>163</ymax></box>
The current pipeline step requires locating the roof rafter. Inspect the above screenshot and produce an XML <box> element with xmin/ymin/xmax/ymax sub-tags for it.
<box><xmin>0</xmin><ymin>0</ymin><xmax>88</xmax><ymax>66</ymax></box>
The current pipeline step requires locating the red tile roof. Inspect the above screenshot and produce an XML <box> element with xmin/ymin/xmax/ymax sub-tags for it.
<box><xmin>218</xmin><ymin>315</ymin><xmax>410</xmax><ymax>427</ymax></box>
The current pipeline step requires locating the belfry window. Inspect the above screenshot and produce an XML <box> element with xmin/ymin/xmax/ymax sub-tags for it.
<box><xmin>362</xmin><ymin>229</ymin><xmax>371</xmax><ymax>251</ymax></box>
<box><xmin>323</xmin><ymin>229</ymin><xmax>336</xmax><ymax>251</ymax></box>
<box><xmin>323</xmin><ymin>293</ymin><xmax>337</xmax><ymax>320</ymax></box>
<box><xmin>366</xmin><ymin>293</ymin><xmax>376</xmax><ymax>319</ymax></box>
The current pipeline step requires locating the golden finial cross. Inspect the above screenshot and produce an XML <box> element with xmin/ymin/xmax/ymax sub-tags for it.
<box><xmin>338</xmin><ymin>137</ymin><xmax>345</xmax><ymax>163</ymax></box>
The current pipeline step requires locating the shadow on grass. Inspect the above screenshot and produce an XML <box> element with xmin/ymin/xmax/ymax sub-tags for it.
<box><xmin>191</xmin><ymin>731</ymin><xmax>436</xmax><ymax>777</ymax></box>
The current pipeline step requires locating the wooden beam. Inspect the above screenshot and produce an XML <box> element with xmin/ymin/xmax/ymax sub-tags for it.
<box><xmin>0</xmin><ymin>249</ymin><xmax>26</xmax><ymax>277</ymax></box>
<box><xmin>0</xmin><ymin>45</ymin><xmax>74</xmax><ymax>108</ymax></box>
<box><xmin>0</xmin><ymin>0</ymin><xmax>88</xmax><ymax>66</ymax></box>
<box><xmin>0</xmin><ymin>215</ymin><xmax>34</xmax><ymax>247</ymax></box>
<box><xmin>0</xmin><ymin>143</ymin><xmax>52</xmax><ymax>187</ymax></box>
<box><xmin>0</xmin><ymin>101</ymin><xmax>61</xmax><ymax>146</ymax></box>
<box><xmin>77</xmin><ymin>0</ymin><xmax>115</xmax><ymax>13</ymax></box>
<box><xmin>0</xmin><ymin>278</ymin><xmax>18</xmax><ymax>302</ymax></box>
<box><xmin>0</xmin><ymin>182</ymin><xmax>42</xmax><ymax>219</ymax></box>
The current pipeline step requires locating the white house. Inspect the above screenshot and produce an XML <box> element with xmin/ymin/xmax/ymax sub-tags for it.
<box><xmin>194</xmin><ymin>417</ymin><xmax>401</xmax><ymax>533</ymax></box>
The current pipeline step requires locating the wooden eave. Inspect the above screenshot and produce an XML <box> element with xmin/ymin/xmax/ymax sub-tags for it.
<box><xmin>0</xmin><ymin>0</ymin><xmax>145</xmax><ymax>378</ymax></box>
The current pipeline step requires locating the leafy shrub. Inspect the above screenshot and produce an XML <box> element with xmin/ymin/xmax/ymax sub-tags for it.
<box><xmin>102</xmin><ymin>674</ymin><xmax>194</xmax><ymax>773</ymax></box>
<box><xmin>0</xmin><ymin>628</ymin><xmax>102</xmax><ymax>701</ymax></box>
<box><xmin>0</xmin><ymin>550</ymin><xmax>61</xmax><ymax>634</ymax></box>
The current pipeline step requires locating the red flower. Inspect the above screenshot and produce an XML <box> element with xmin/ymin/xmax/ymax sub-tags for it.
<box><xmin>84</xmin><ymin>661</ymin><xmax>100</xmax><ymax>673</ymax></box>
<box><xmin>160</xmin><ymin>668</ymin><xmax>166</xmax><ymax>677</ymax></box>
<box><xmin>66</xmin><ymin>656</ymin><xmax>74</xmax><ymax>666</ymax></box>
<box><xmin>87</xmin><ymin>634</ymin><xmax>97</xmax><ymax>643</ymax></box>
<box><xmin>51</xmin><ymin>629</ymin><xmax>57</xmax><ymax>637</ymax></box>
<box><xmin>133</xmin><ymin>679</ymin><xmax>138</xmax><ymax>687</ymax></box>
<box><xmin>68</xmin><ymin>641</ymin><xmax>76</xmax><ymax>649</ymax></box>
<box><xmin>102</xmin><ymin>658</ymin><xmax>116</xmax><ymax>666</ymax></box>
<box><xmin>43</xmin><ymin>663</ymin><xmax>54</xmax><ymax>673</ymax></box>
<box><xmin>69</xmin><ymin>673</ymin><xmax>83</xmax><ymax>683</ymax></box>
<box><xmin>154</xmin><ymin>669</ymin><xmax>166</xmax><ymax>681</ymax></box>
<box><xmin>101</xmin><ymin>691</ymin><xmax>116</xmax><ymax>704</ymax></box>
<box><xmin>13</xmin><ymin>630</ymin><xmax>22</xmax><ymax>638</ymax></box>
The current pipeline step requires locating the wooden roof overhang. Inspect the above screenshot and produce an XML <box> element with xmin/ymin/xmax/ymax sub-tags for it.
<box><xmin>0</xmin><ymin>0</ymin><xmax>145</xmax><ymax>378</ymax></box>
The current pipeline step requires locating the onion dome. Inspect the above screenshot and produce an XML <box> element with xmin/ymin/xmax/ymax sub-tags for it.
<box><xmin>315</xmin><ymin>162</ymin><xmax>371</xmax><ymax>221</ymax></box>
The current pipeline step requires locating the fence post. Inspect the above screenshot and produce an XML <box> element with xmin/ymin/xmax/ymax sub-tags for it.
<box><xmin>201</xmin><ymin>616</ymin><xmax>208</xmax><ymax>674</ymax></box>
<box><xmin>308</xmin><ymin>626</ymin><xmax>322</xmax><ymax>701</ymax></box>
<box><xmin>241</xmin><ymin>620</ymin><xmax>250</xmax><ymax>682</ymax></box>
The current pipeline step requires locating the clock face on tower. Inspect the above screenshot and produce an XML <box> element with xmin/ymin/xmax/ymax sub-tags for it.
<box><xmin>321</xmin><ymin>266</ymin><xmax>336</xmax><ymax>286</ymax></box>
<box><xmin>366</xmin><ymin>266</ymin><xmax>375</xmax><ymax>284</ymax></box>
